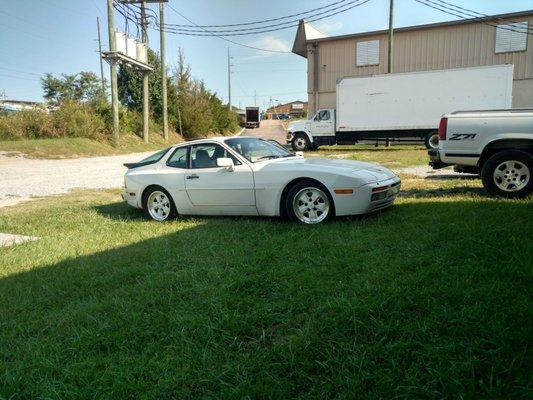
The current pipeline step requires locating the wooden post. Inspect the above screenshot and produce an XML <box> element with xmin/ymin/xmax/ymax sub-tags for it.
<box><xmin>107</xmin><ymin>0</ymin><xmax>119</xmax><ymax>141</ymax></box>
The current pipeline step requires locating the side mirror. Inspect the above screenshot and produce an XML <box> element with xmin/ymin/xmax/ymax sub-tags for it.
<box><xmin>217</xmin><ymin>157</ymin><xmax>234</xmax><ymax>172</ymax></box>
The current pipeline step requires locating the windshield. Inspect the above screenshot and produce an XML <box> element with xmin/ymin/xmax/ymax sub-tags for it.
<box><xmin>225</xmin><ymin>137</ymin><xmax>293</xmax><ymax>163</ymax></box>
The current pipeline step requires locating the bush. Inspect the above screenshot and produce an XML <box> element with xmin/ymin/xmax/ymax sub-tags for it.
<box><xmin>0</xmin><ymin>102</ymin><xmax>106</xmax><ymax>140</ymax></box>
<box><xmin>0</xmin><ymin>100</ymin><xmax>162</xmax><ymax>141</ymax></box>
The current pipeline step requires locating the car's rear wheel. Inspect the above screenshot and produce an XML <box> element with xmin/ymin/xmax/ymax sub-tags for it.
<box><xmin>143</xmin><ymin>186</ymin><xmax>177</xmax><ymax>221</ymax></box>
<box><xmin>286</xmin><ymin>180</ymin><xmax>334</xmax><ymax>224</ymax></box>
<box><xmin>292</xmin><ymin>133</ymin><xmax>311</xmax><ymax>151</ymax></box>
<box><xmin>424</xmin><ymin>131</ymin><xmax>439</xmax><ymax>149</ymax></box>
<box><xmin>481</xmin><ymin>150</ymin><xmax>532</xmax><ymax>198</ymax></box>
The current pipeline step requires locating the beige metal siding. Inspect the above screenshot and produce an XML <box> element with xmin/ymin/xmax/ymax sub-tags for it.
<box><xmin>309</xmin><ymin>15</ymin><xmax>533</xmax><ymax>96</ymax></box>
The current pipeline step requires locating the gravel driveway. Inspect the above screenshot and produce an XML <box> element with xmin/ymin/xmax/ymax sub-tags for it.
<box><xmin>0</xmin><ymin>151</ymin><xmax>150</xmax><ymax>208</ymax></box>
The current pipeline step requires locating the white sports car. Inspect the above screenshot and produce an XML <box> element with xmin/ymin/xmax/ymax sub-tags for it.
<box><xmin>123</xmin><ymin>136</ymin><xmax>401</xmax><ymax>224</ymax></box>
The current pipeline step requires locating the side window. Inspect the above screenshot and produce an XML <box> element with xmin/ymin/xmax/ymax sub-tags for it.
<box><xmin>167</xmin><ymin>146</ymin><xmax>188</xmax><ymax>169</ymax></box>
<box><xmin>190</xmin><ymin>143</ymin><xmax>241</xmax><ymax>169</ymax></box>
<box><xmin>319</xmin><ymin>110</ymin><xmax>330</xmax><ymax>121</ymax></box>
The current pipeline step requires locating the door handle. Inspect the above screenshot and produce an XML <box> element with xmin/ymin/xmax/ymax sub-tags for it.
<box><xmin>186</xmin><ymin>174</ymin><xmax>199</xmax><ymax>180</ymax></box>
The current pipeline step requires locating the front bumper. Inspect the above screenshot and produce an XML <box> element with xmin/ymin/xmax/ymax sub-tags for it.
<box><xmin>332</xmin><ymin>176</ymin><xmax>401</xmax><ymax>216</ymax></box>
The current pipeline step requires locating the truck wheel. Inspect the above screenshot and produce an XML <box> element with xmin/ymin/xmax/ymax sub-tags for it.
<box><xmin>292</xmin><ymin>133</ymin><xmax>311</xmax><ymax>151</ymax></box>
<box><xmin>424</xmin><ymin>131</ymin><xmax>439</xmax><ymax>150</ymax></box>
<box><xmin>481</xmin><ymin>150</ymin><xmax>532</xmax><ymax>198</ymax></box>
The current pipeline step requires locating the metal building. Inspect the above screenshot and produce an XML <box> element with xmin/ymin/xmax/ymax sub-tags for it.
<box><xmin>292</xmin><ymin>10</ymin><xmax>533</xmax><ymax>114</ymax></box>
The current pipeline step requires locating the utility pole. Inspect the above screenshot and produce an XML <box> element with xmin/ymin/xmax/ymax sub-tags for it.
<box><xmin>159</xmin><ymin>2</ymin><xmax>168</xmax><ymax>141</ymax></box>
<box><xmin>254</xmin><ymin>90</ymin><xmax>257</xmax><ymax>107</ymax></box>
<box><xmin>107</xmin><ymin>0</ymin><xmax>119</xmax><ymax>141</ymax></box>
<box><xmin>227</xmin><ymin>47</ymin><xmax>231</xmax><ymax>110</ymax></box>
<box><xmin>96</xmin><ymin>16</ymin><xmax>105</xmax><ymax>93</ymax></box>
<box><xmin>387</xmin><ymin>0</ymin><xmax>394</xmax><ymax>74</ymax></box>
<box><xmin>141</xmin><ymin>1</ymin><xmax>149</xmax><ymax>142</ymax></box>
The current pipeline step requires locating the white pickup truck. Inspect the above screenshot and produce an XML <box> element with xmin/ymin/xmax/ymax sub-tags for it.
<box><xmin>429</xmin><ymin>109</ymin><xmax>533</xmax><ymax>198</ymax></box>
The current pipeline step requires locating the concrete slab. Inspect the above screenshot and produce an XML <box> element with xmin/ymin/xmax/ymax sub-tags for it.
<box><xmin>0</xmin><ymin>233</ymin><xmax>38</xmax><ymax>247</ymax></box>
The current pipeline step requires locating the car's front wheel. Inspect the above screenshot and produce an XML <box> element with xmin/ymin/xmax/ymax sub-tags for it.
<box><xmin>481</xmin><ymin>150</ymin><xmax>532</xmax><ymax>198</ymax></box>
<box><xmin>143</xmin><ymin>186</ymin><xmax>177</xmax><ymax>221</ymax></box>
<box><xmin>286</xmin><ymin>180</ymin><xmax>334</xmax><ymax>224</ymax></box>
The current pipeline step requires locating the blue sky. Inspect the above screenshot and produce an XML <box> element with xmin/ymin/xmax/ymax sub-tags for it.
<box><xmin>1</xmin><ymin>0</ymin><xmax>532</xmax><ymax>109</ymax></box>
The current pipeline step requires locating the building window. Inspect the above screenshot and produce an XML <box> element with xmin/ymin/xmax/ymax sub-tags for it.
<box><xmin>495</xmin><ymin>22</ymin><xmax>528</xmax><ymax>53</ymax></box>
<box><xmin>356</xmin><ymin>40</ymin><xmax>379</xmax><ymax>66</ymax></box>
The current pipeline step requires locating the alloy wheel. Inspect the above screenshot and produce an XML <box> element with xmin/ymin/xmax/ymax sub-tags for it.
<box><xmin>147</xmin><ymin>191</ymin><xmax>171</xmax><ymax>221</ymax></box>
<box><xmin>292</xmin><ymin>187</ymin><xmax>330</xmax><ymax>224</ymax></box>
<box><xmin>493</xmin><ymin>160</ymin><xmax>530</xmax><ymax>192</ymax></box>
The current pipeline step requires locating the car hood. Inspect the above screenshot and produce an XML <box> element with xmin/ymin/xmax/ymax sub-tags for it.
<box><xmin>264</xmin><ymin>157</ymin><xmax>397</xmax><ymax>181</ymax></box>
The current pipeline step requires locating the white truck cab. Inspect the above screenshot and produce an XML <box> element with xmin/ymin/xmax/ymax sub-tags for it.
<box><xmin>287</xmin><ymin>109</ymin><xmax>336</xmax><ymax>151</ymax></box>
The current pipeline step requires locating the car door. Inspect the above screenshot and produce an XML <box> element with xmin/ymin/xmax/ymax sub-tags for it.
<box><xmin>184</xmin><ymin>143</ymin><xmax>256</xmax><ymax>212</ymax></box>
<box><xmin>310</xmin><ymin>109</ymin><xmax>335</xmax><ymax>137</ymax></box>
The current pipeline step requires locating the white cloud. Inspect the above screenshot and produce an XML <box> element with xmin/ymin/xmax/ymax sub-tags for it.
<box><xmin>248</xmin><ymin>36</ymin><xmax>290</xmax><ymax>53</ymax></box>
<box><xmin>316</xmin><ymin>21</ymin><xmax>344</xmax><ymax>34</ymax></box>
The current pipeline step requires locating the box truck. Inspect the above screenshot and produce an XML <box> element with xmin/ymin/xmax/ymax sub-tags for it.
<box><xmin>287</xmin><ymin>65</ymin><xmax>514</xmax><ymax>150</ymax></box>
<box><xmin>245</xmin><ymin>107</ymin><xmax>260</xmax><ymax>129</ymax></box>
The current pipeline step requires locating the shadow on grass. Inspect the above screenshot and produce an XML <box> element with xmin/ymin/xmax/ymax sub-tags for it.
<box><xmin>425</xmin><ymin>174</ymin><xmax>478</xmax><ymax>181</ymax></box>
<box><xmin>1</xmin><ymin>199</ymin><xmax>531</xmax><ymax>398</ymax></box>
<box><xmin>401</xmin><ymin>186</ymin><xmax>486</xmax><ymax>198</ymax></box>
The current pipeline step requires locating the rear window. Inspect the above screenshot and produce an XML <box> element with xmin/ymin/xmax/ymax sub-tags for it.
<box><xmin>139</xmin><ymin>147</ymin><xmax>170</xmax><ymax>164</ymax></box>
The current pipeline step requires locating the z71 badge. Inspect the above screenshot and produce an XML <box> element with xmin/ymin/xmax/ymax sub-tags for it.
<box><xmin>449</xmin><ymin>133</ymin><xmax>477</xmax><ymax>140</ymax></box>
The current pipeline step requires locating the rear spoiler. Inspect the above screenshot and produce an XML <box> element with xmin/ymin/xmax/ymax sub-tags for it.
<box><xmin>123</xmin><ymin>160</ymin><xmax>156</xmax><ymax>169</ymax></box>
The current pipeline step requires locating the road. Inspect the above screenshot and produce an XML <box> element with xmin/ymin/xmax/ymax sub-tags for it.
<box><xmin>0</xmin><ymin>151</ymin><xmax>150</xmax><ymax>208</ymax></box>
<box><xmin>243</xmin><ymin>119</ymin><xmax>287</xmax><ymax>144</ymax></box>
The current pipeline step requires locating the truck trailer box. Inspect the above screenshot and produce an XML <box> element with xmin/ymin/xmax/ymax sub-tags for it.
<box><xmin>336</xmin><ymin>64</ymin><xmax>513</xmax><ymax>132</ymax></box>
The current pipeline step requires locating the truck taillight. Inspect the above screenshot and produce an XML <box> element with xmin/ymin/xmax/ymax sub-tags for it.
<box><xmin>438</xmin><ymin>117</ymin><xmax>448</xmax><ymax>140</ymax></box>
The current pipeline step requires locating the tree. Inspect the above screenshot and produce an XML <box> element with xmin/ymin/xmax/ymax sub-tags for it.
<box><xmin>117</xmin><ymin>48</ymin><xmax>168</xmax><ymax>120</ymax></box>
<box><xmin>41</xmin><ymin>72</ymin><xmax>104</xmax><ymax>105</ymax></box>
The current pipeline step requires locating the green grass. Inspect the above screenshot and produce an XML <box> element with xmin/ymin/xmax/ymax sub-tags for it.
<box><xmin>313</xmin><ymin>144</ymin><xmax>429</xmax><ymax>168</ymax></box>
<box><xmin>0</xmin><ymin>176</ymin><xmax>531</xmax><ymax>398</ymax></box>
<box><xmin>0</xmin><ymin>133</ymin><xmax>183</xmax><ymax>159</ymax></box>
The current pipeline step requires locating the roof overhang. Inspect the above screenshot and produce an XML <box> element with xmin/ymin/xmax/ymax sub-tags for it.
<box><xmin>292</xmin><ymin>19</ymin><xmax>328</xmax><ymax>58</ymax></box>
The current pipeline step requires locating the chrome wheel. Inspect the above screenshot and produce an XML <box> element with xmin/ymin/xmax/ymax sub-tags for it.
<box><xmin>293</xmin><ymin>136</ymin><xmax>307</xmax><ymax>151</ymax></box>
<box><xmin>147</xmin><ymin>190</ymin><xmax>171</xmax><ymax>221</ymax></box>
<box><xmin>292</xmin><ymin>187</ymin><xmax>330</xmax><ymax>224</ymax></box>
<box><xmin>493</xmin><ymin>160</ymin><xmax>530</xmax><ymax>192</ymax></box>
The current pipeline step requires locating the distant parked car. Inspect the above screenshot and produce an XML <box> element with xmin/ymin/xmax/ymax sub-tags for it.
<box><xmin>123</xmin><ymin>137</ymin><xmax>401</xmax><ymax>224</ymax></box>
<box><xmin>429</xmin><ymin>109</ymin><xmax>533</xmax><ymax>197</ymax></box>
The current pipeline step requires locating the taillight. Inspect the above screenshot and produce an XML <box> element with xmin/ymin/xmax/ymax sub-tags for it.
<box><xmin>438</xmin><ymin>117</ymin><xmax>448</xmax><ymax>141</ymax></box>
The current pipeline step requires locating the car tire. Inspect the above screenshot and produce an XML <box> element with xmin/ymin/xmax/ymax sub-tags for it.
<box><xmin>292</xmin><ymin>133</ymin><xmax>311</xmax><ymax>151</ymax></box>
<box><xmin>142</xmin><ymin>186</ymin><xmax>177</xmax><ymax>221</ymax></box>
<box><xmin>424</xmin><ymin>131</ymin><xmax>439</xmax><ymax>150</ymax></box>
<box><xmin>481</xmin><ymin>150</ymin><xmax>532</xmax><ymax>198</ymax></box>
<box><xmin>285</xmin><ymin>180</ymin><xmax>334</xmax><ymax>224</ymax></box>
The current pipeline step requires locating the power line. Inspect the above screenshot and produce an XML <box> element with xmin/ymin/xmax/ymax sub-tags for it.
<box><xmin>0</xmin><ymin>66</ymin><xmax>46</xmax><ymax>77</ymax></box>
<box><xmin>165</xmin><ymin>4</ymin><xmax>290</xmax><ymax>53</ymax></box>
<box><xmin>427</xmin><ymin>0</ymin><xmax>533</xmax><ymax>32</ymax></box>
<box><xmin>167</xmin><ymin>0</ymin><xmax>351</xmax><ymax>28</ymax></box>
<box><xmin>161</xmin><ymin>0</ymin><xmax>372</xmax><ymax>37</ymax></box>
<box><xmin>163</xmin><ymin>0</ymin><xmax>359</xmax><ymax>32</ymax></box>
<box><xmin>0</xmin><ymin>73</ymin><xmax>41</xmax><ymax>82</ymax></box>
<box><xmin>414</xmin><ymin>0</ymin><xmax>533</xmax><ymax>36</ymax></box>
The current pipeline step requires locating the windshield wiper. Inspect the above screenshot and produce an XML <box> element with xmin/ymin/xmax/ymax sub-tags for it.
<box><xmin>257</xmin><ymin>155</ymin><xmax>280</xmax><ymax>160</ymax></box>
